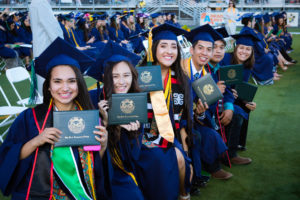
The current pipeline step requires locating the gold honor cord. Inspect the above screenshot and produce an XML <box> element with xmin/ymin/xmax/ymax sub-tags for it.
<box><xmin>112</xmin><ymin>148</ymin><xmax>138</xmax><ymax>186</ymax></box>
<box><xmin>147</xmin><ymin>28</ymin><xmax>154</xmax><ymax>63</ymax></box>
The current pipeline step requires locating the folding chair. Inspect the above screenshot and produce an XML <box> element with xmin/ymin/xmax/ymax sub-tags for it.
<box><xmin>6</xmin><ymin>67</ymin><xmax>43</xmax><ymax>106</ymax></box>
<box><xmin>0</xmin><ymin>57</ymin><xmax>6</xmax><ymax>73</ymax></box>
<box><xmin>0</xmin><ymin>86</ymin><xmax>28</xmax><ymax>143</ymax></box>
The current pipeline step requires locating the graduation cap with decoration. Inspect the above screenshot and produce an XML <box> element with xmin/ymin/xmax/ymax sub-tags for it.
<box><xmin>34</xmin><ymin>37</ymin><xmax>95</xmax><ymax>78</ymax></box>
<box><xmin>136</xmin><ymin>12</ymin><xmax>148</xmax><ymax>18</ymax></box>
<box><xmin>85</xmin><ymin>40</ymin><xmax>141</xmax><ymax>81</ymax></box>
<box><xmin>231</xmin><ymin>31</ymin><xmax>261</xmax><ymax>47</ymax></box>
<box><xmin>185</xmin><ymin>23</ymin><xmax>223</xmax><ymax>44</ymax></box>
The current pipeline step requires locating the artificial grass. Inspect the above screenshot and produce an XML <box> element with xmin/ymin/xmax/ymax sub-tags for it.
<box><xmin>0</xmin><ymin>37</ymin><xmax>300</xmax><ymax>200</ymax></box>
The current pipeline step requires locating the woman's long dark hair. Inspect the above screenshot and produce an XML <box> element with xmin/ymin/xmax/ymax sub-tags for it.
<box><xmin>103</xmin><ymin>60</ymin><xmax>141</xmax><ymax>156</ymax></box>
<box><xmin>110</xmin><ymin>18</ymin><xmax>120</xmax><ymax>31</ymax></box>
<box><xmin>21</xmin><ymin>18</ymin><xmax>32</xmax><ymax>33</ymax></box>
<box><xmin>136</xmin><ymin>17</ymin><xmax>145</xmax><ymax>29</ymax></box>
<box><xmin>231</xmin><ymin>44</ymin><xmax>255</xmax><ymax>69</ymax></box>
<box><xmin>98</xmin><ymin>24</ymin><xmax>108</xmax><ymax>41</ymax></box>
<box><xmin>43</xmin><ymin>65</ymin><xmax>94</xmax><ymax>110</ymax></box>
<box><xmin>241</xmin><ymin>17</ymin><xmax>252</xmax><ymax>27</ymax></box>
<box><xmin>77</xmin><ymin>20</ymin><xmax>89</xmax><ymax>42</ymax></box>
<box><xmin>141</xmin><ymin>40</ymin><xmax>193</xmax><ymax>148</ymax></box>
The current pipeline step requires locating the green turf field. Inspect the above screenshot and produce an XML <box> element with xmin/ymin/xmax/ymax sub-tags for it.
<box><xmin>0</xmin><ymin>36</ymin><xmax>299</xmax><ymax>200</ymax></box>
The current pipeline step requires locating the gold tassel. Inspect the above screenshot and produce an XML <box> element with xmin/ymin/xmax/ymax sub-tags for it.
<box><xmin>147</xmin><ymin>28</ymin><xmax>154</xmax><ymax>63</ymax></box>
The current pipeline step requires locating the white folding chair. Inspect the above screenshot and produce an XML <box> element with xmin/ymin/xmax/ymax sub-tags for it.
<box><xmin>6</xmin><ymin>67</ymin><xmax>43</xmax><ymax>106</ymax></box>
<box><xmin>0</xmin><ymin>86</ymin><xmax>28</xmax><ymax>143</ymax></box>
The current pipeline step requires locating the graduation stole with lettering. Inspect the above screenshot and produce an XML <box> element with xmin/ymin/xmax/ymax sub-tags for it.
<box><xmin>147</xmin><ymin>28</ymin><xmax>175</xmax><ymax>143</ymax></box>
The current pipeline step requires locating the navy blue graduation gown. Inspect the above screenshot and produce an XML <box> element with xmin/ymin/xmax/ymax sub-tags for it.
<box><xmin>0</xmin><ymin>105</ymin><xmax>107</xmax><ymax>199</ymax></box>
<box><xmin>110</xmin><ymin>131</ymin><xmax>144</xmax><ymax>200</ymax></box>
<box><xmin>108</xmin><ymin>26</ymin><xmax>125</xmax><ymax>44</ymax></box>
<box><xmin>0</xmin><ymin>28</ymin><xmax>17</xmax><ymax>58</ymax></box>
<box><xmin>90</xmin><ymin>27</ymin><xmax>110</xmax><ymax>42</ymax></box>
<box><xmin>89</xmin><ymin>91</ymin><xmax>144</xmax><ymax>199</ymax></box>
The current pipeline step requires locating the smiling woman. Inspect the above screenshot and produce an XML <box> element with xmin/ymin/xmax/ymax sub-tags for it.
<box><xmin>138</xmin><ymin>23</ymin><xmax>193</xmax><ymax>200</ymax></box>
<box><xmin>0</xmin><ymin>37</ymin><xmax>109</xmax><ymax>200</ymax></box>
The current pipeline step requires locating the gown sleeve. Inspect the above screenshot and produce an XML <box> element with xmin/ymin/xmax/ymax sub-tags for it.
<box><xmin>0</xmin><ymin>108</ymin><xmax>38</xmax><ymax>196</ymax></box>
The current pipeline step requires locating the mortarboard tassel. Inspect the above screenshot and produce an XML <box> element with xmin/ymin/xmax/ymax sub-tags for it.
<box><xmin>29</xmin><ymin>59</ymin><xmax>38</xmax><ymax>105</ymax></box>
<box><xmin>147</xmin><ymin>28</ymin><xmax>154</xmax><ymax>64</ymax></box>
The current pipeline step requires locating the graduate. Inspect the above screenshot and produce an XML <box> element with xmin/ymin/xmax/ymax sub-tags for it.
<box><xmin>135</xmin><ymin>13</ymin><xmax>147</xmax><ymax>32</ymax></box>
<box><xmin>75</xmin><ymin>16</ymin><xmax>96</xmax><ymax>45</ymax></box>
<box><xmin>181</xmin><ymin>24</ymin><xmax>232</xmax><ymax>181</ymax></box>
<box><xmin>0</xmin><ymin>15</ymin><xmax>19</xmax><ymax>69</ymax></box>
<box><xmin>149</xmin><ymin>12</ymin><xmax>160</xmax><ymax>28</ymax></box>
<box><xmin>90</xmin><ymin>14</ymin><xmax>110</xmax><ymax>43</ymax></box>
<box><xmin>138</xmin><ymin>23</ymin><xmax>192</xmax><ymax>200</ymax></box>
<box><xmin>221</xmin><ymin>32</ymin><xmax>259</xmax><ymax>151</ymax></box>
<box><xmin>88</xmin><ymin>41</ymin><xmax>144</xmax><ymax>199</ymax></box>
<box><xmin>240</xmin><ymin>13</ymin><xmax>275</xmax><ymax>85</ymax></box>
<box><xmin>263</xmin><ymin>13</ymin><xmax>297</xmax><ymax>67</ymax></box>
<box><xmin>108</xmin><ymin>13</ymin><xmax>129</xmax><ymax>49</ymax></box>
<box><xmin>170</xmin><ymin>13</ymin><xmax>181</xmax><ymax>28</ymax></box>
<box><xmin>0</xmin><ymin>37</ymin><xmax>108</xmax><ymax>200</ymax></box>
<box><xmin>5</xmin><ymin>15</ymin><xmax>31</xmax><ymax>67</ymax></box>
<box><xmin>18</xmin><ymin>14</ymin><xmax>33</xmax><ymax>68</ymax></box>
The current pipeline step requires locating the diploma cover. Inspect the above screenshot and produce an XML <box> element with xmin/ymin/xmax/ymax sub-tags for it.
<box><xmin>54</xmin><ymin>110</ymin><xmax>99</xmax><ymax>147</ymax></box>
<box><xmin>136</xmin><ymin>65</ymin><xmax>163</xmax><ymax>92</ymax></box>
<box><xmin>219</xmin><ymin>64</ymin><xmax>243</xmax><ymax>85</ymax></box>
<box><xmin>192</xmin><ymin>74</ymin><xmax>224</xmax><ymax>106</ymax></box>
<box><xmin>108</xmin><ymin>93</ymin><xmax>148</xmax><ymax>125</ymax></box>
<box><xmin>235</xmin><ymin>82</ymin><xmax>258</xmax><ymax>102</ymax></box>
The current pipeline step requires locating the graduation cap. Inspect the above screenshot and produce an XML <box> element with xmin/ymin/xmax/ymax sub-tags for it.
<box><xmin>76</xmin><ymin>17</ymin><xmax>86</xmax><ymax>27</ymax></box>
<box><xmin>34</xmin><ymin>37</ymin><xmax>95</xmax><ymax>78</ymax></box>
<box><xmin>263</xmin><ymin>13</ymin><xmax>271</xmax><ymax>24</ymax></box>
<box><xmin>62</xmin><ymin>13</ymin><xmax>75</xmax><ymax>21</ymax></box>
<box><xmin>93</xmin><ymin>13</ymin><xmax>106</xmax><ymax>21</ymax></box>
<box><xmin>142</xmin><ymin>23</ymin><xmax>187</xmax><ymax>42</ymax></box>
<box><xmin>110</xmin><ymin>12</ymin><xmax>121</xmax><ymax>20</ymax></box>
<box><xmin>239</xmin><ymin>13</ymin><xmax>254</xmax><ymax>21</ymax></box>
<box><xmin>85</xmin><ymin>41</ymin><xmax>141</xmax><ymax>81</ymax></box>
<box><xmin>275</xmin><ymin>13</ymin><xmax>284</xmax><ymax>20</ymax></box>
<box><xmin>254</xmin><ymin>14</ymin><xmax>263</xmax><ymax>23</ymax></box>
<box><xmin>271</xmin><ymin>12</ymin><xmax>279</xmax><ymax>17</ymax></box>
<box><xmin>185</xmin><ymin>24</ymin><xmax>223</xmax><ymax>44</ymax></box>
<box><xmin>215</xmin><ymin>27</ymin><xmax>229</xmax><ymax>38</ymax></box>
<box><xmin>281</xmin><ymin>11</ymin><xmax>287</xmax><ymax>16</ymax></box>
<box><xmin>150</xmin><ymin>12</ymin><xmax>161</xmax><ymax>19</ymax></box>
<box><xmin>231</xmin><ymin>32</ymin><xmax>261</xmax><ymax>47</ymax></box>
<box><xmin>136</xmin><ymin>13</ymin><xmax>148</xmax><ymax>18</ymax></box>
